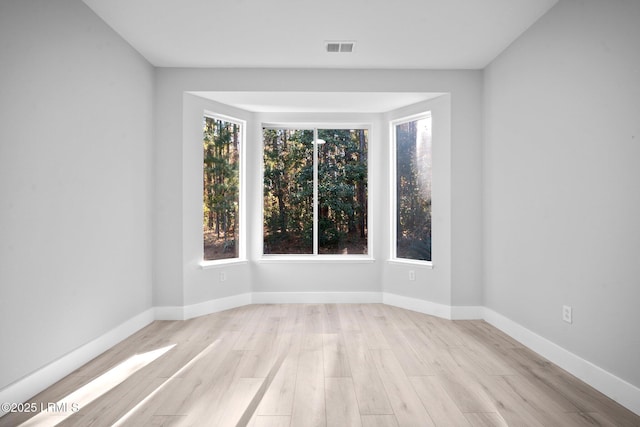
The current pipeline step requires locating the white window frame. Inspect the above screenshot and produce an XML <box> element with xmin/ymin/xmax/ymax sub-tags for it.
<box><xmin>389</xmin><ymin>112</ymin><xmax>433</xmax><ymax>267</ymax></box>
<box><xmin>260</xmin><ymin>122</ymin><xmax>373</xmax><ymax>262</ymax></box>
<box><xmin>200</xmin><ymin>112</ymin><xmax>247</xmax><ymax>267</ymax></box>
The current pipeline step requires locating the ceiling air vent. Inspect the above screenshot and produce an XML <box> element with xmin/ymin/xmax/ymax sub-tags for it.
<box><xmin>325</xmin><ymin>41</ymin><xmax>355</xmax><ymax>53</ymax></box>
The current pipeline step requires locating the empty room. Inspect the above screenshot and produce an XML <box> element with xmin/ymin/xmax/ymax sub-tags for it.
<box><xmin>1</xmin><ymin>0</ymin><xmax>639</xmax><ymax>425</ymax></box>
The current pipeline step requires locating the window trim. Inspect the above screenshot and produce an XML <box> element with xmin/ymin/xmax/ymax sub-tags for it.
<box><xmin>260</xmin><ymin>122</ymin><xmax>373</xmax><ymax>261</ymax></box>
<box><xmin>200</xmin><ymin>111</ymin><xmax>247</xmax><ymax>266</ymax></box>
<box><xmin>389</xmin><ymin>111</ymin><xmax>433</xmax><ymax>267</ymax></box>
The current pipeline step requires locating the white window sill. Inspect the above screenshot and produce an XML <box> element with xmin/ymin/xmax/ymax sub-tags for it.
<box><xmin>387</xmin><ymin>258</ymin><xmax>433</xmax><ymax>269</ymax></box>
<box><xmin>200</xmin><ymin>259</ymin><xmax>248</xmax><ymax>269</ymax></box>
<box><xmin>259</xmin><ymin>255</ymin><xmax>375</xmax><ymax>264</ymax></box>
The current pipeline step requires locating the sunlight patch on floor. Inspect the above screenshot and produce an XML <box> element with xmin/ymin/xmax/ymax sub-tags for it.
<box><xmin>19</xmin><ymin>344</ymin><xmax>176</xmax><ymax>427</ymax></box>
<box><xmin>111</xmin><ymin>340</ymin><xmax>221</xmax><ymax>426</ymax></box>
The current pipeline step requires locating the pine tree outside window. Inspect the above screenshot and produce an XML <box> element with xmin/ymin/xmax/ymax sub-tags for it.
<box><xmin>202</xmin><ymin>115</ymin><xmax>242</xmax><ymax>261</ymax></box>
<box><xmin>392</xmin><ymin>113</ymin><xmax>432</xmax><ymax>263</ymax></box>
<box><xmin>263</xmin><ymin>126</ymin><xmax>369</xmax><ymax>256</ymax></box>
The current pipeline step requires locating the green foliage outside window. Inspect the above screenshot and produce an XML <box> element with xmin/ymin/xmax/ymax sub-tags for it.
<box><xmin>396</xmin><ymin>117</ymin><xmax>432</xmax><ymax>261</ymax></box>
<box><xmin>203</xmin><ymin>117</ymin><xmax>240</xmax><ymax>260</ymax></box>
<box><xmin>263</xmin><ymin>128</ymin><xmax>368</xmax><ymax>255</ymax></box>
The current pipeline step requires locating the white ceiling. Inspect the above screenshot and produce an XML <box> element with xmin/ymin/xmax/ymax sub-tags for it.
<box><xmin>82</xmin><ymin>0</ymin><xmax>558</xmax><ymax>69</ymax></box>
<box><xmin>190</xmin><ymin>91</ymin><xmax>444</xmax><ymax>113</ymax></box>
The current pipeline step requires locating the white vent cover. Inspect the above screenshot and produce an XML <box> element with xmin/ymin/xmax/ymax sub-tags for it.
<box><xmin>325</xmin><ymin>41</ymin><xmax>355</xmax><ymax>53</ymax></box>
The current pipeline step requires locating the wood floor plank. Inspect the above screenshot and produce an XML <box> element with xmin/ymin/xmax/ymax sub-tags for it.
<box><xmin>176</xmin><ymin>331</ymin><xmax>240</xmax><ymax>379</ymax></box>
<box><xmin>303</xmin><ymin>304</ymin><xmax>324</xmax><ymax>334</ymax></box>
<box><xmin>146</xmin><ymin>415</ymin><xmax>186</xmax><ymax>426</ymax></box>
<box><xmin>336</xmin><ymin>304</ymin><xmax>362</xmax><ymax>331</ymax></box>
<box><xmin>154</xmin><ymin>345</ymin><xmax>243</xmax><ymax>416</ymax></box>
<box><xmin>212</xmin><ymin>377</ymin><xmax>263</xmax><ymax>427</ymax></box>
<box><xmin>430</xmin><ymin>370</ymin><xmax>496</xmax><ymax>413</ymax></box>
<box><xmin>379</xmin><ymin>304</ymin><xmax>421</xmax><ymax>331</ymax></box>
<box><xmin>342</xmin><ymin>331</ymin><xmax>393</xmax><ymax>415</ymax></box>
<box><xmin>360</xmin><ymin>414</ymin><xmax>399</xmax><ymax>427</ymax></box>
<box><xmin>500</xmin><ymin>374</ymin><xmax>582</xmax><ymax>418</ymax></box>
<box><xmin>373</xmin><ymin>315</ymin><xmax>435</xmax><ymax>376</ymax></box>
<box><xmin>400</xmin><ymin>328</ymin><xmax>459</xmax><ymax>374</ymax></box>
<box><xmin>323</xmin><ymin>333</ymin><xmax>351</xmax><ymax>377</ymax></box>
<box><xmin>409</xmin><ymin>376</ymin><xmax>471</xmax><ymax>426</ymax></box>
<box><xmin>302</xmin><ymin>332</ymin><xmax>324</xmax><ymax>351</ymax></box>
<box><xmin>325</xmin><ymin>377</ymin><xmax>362</xmax><ymax>427</ymax></box>
<box><xmin>406</xmin><ymin>310</ymin><xmax>465</xmax><ymax>347</ymax></box>
<box><xmin>563</xmin><ymin>411</ymin><xmax>620</xmax><ymax>427</ymax></box>
<box><xmin>471</xmin><ymin>372</ymin><xmax>547</xmax><ymax>427</ymax></box>
<box><xmin>442</xmin><ymin>324</ymin><xmax>519</xmax><ymax>376</ymax></box>
<box><xmin>364</xmin><ymin>304</ymin><xmax>386</xmax><ymax>317</ymax></box>
<box><xmin>223</xmin><ymin>305</ymin><xmax>262</xmax><ymax>332</ymax></box>
<box><xmin>459</xmin><ymin>319</ymin><xmax>523</xmax><ymax>349</ymax></box>
<box><xmin>162</xmin><ymin>349</ymin><xmax>245</xmax><ymax>425</ymax></box>
<box><xmin>323</xmin><ymin>303</ymin><xmax>343</xmax><ymax>333</ymax></box>
<box><xmin>370</xmin><ymin>349</ymin><xmax>435</xmax><ymax>426</ymax></box>
<box><xmin>236</xmin><ymin>333</ymin><xmax>280</xmax><ymax>378</ymax></box>
<box><xmin>280</xmin><ymin>304</ymin><xmax>305</xmax><ymax>334</ymax></box>
<box><xmin>447</xmin><ymin>346</ymin><xmax>515</xmax><ymax>377</ymax></box>
<box><xmin>234</xmin><ymin>305</ymin><xmax>269</xmax><ymax>350</ymax></box>
<box><xmin>463</xmin><ymin>412</ymin><xmax>508</xmax><ymax>427</ymax></box>
<box><xmin>290</xmin><ymin>349</ymin><xmax>325</xmax><ymax>427</ymax></box>
<box><xmin>352</xmin><ymin>305</ymin><xmax>390</xmax><ymax>350</ymax></box>
<box><xmin>248</xmin><ymin>415</ymin><xmax>292</xmax><ymax>427</ymax></box>
<box><xmin>487</xmin><ymin>346</ymin><xmax>582</xmax><ymax>413</ymax></box>
<box><xmin>60</xmin><ymin>376</ymin><xmax>167</xmax><ymax>427</ymax></box>
<box><xmin>257</xmin><ymin>333</ymin><xmax>301</xmax><ymax>416</ymax></box>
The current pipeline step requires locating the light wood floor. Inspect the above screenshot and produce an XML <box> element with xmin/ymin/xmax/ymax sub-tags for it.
<box><xmin>2</xmin><ymin>304</ymin><xmax>638</xmax><ymax>426</ymax></box>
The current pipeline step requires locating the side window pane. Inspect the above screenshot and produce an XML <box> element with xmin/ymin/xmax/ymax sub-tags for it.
<box><xmin>317</xmin><ymin>129</ymin><xmax>368</xmax><ymax>254</ymax></box>
<box><xmin>203</xmin><ymin>117</ymin><xmax>240</xmax><ymax>261</ymax></box>
<box><xmin>263</xmin><ymin>129</ymin><xmax>314</xmax><ymax>254</ymax></box>
<box><xmin>396</xmin><ymin>116</ymin><xmax>432</xmax><ymax>261</ymax></box>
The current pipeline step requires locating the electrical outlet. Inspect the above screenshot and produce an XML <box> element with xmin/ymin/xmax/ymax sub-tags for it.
<box><xmin>408</xmin><ymin>270</ymin><xmax>415</xmax><ymax>281</ymax></box>
<box><xmin>220</xmin><ymin>271</ymin><xmax>227</xmax><ymax>282</ymax></box>
<box><xmin>562</xmin><ymin>305</ymin><xmax>572</xmax><ymax>324</ymax></box>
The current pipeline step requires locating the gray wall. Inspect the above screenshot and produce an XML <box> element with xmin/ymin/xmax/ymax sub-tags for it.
<box><xmin>484</xmin><ymin>0</ymin><xmax>640</xmax><ymax>388</ymax></box>
<box><xmin>0</xmin><ymin>0</ymin><xmax>155</xmax><ymax>389</ymax></box>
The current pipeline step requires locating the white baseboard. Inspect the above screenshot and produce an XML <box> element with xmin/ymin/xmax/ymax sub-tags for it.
<box><xmin>155</xmin><ymin>293</ymin><xmax>252</xmax><ymax>320</ymax></box>
<box><xmin>183</xmin><ymin>293</ymin><xmax>252</xmax><ymax>319</ymax></box>
<box><xmin>483</xmin><ymin>308</ymin><xmax>640</xmax><ymax>416</ymax></box>
<box><xmin>252</xmin><ymin>291</ymin><xmax>382</xmax><ymax>304</ymax></box>
<box><xmin>382</xmin><ymin>292</ymin><xmax>483</xmax><ymax>320</ymax></box>
<box><xmin>450</xmin><ymin>304</ymin><xmax>485</xmax><ymax>320</ymax></box>
<box><xmin>154</xmin><ymin>305</ymin><xmax>185</xmax><ymax>320</ymax></box>
<box><xmin>382</xmin><ymin>292</ymin><xmax>452</xmax><ymax>318</ymax></box>
<box><xmin>0</xmin><ymin>308</ymin><xmax>155</xmax><ymax>418</ymax></box>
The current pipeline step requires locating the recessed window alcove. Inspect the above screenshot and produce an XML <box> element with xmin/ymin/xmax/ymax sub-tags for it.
<box><xmin>181</xmin><ymin>91</ymin><xmax>452</xmax><ymax>311</ymax></box>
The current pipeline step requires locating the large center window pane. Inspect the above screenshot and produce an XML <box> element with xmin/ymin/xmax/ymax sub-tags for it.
<box><xmin>263</xmin><ymin>126</ymin><xmax>368</xmax><ymax>256</ymax></box>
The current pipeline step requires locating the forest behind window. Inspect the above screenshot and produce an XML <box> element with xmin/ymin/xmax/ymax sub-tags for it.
<box><xmin>203</xmin><ymin>116</ymin><xmax>241</xmax><ymax>261</ymax></box>
<box><xmin>395</xmin><ymin>115</ymin><xmax>432</xmax><ymax>262</ymax></box>
<box><xmin>263</xmin><ymin>128</ymin><xmax>368</xmax><ymax>255</ymax></box>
